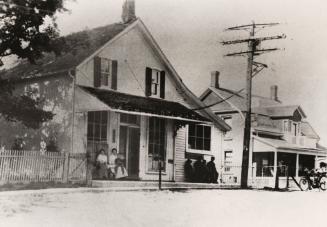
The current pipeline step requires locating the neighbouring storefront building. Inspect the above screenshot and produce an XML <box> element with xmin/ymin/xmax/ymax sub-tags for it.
<box><xmin>200</xmin><ymin>71</ymin><xmax>327</xmax><ymax>186</ymax></box>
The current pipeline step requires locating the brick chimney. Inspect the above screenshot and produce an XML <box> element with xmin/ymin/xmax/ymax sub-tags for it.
<box><xmin>122</xmin><ymin>0</ymin><xmax>136</xmax><ymax>24</ymax></box>
<box><xmin>270</xmin><ymin>85</ymin><xmax>279</xmax><ymax>101</ymax></box>
<box><xmin>210</xmin><ymin>71</ymin><xmax>220</xmax><ymax>89</ymax></box>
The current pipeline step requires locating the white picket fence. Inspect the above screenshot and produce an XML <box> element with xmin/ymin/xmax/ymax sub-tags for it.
<box><xmin>0</xmin><ymin>150</ymin><xmax>86</xmax><ymax>184</ymax></box>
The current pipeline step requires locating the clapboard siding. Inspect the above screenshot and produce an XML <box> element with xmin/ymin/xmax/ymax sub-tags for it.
<box><xmin>174</xmin><ymin>127</ymin><xmax>187</xmax><ymax>182</ymax></box>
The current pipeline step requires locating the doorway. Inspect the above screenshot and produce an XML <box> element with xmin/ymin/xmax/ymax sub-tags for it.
<box><xmin>119</xmin><ymin>125</ymin><xmax>140</xmax><ymax>180</ymax></box>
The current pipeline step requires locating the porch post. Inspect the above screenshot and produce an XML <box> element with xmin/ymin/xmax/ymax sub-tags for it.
<box><xmin>273</xmin><ymin>151</ymin><xmax>278</xmax><ymax>190</ymax></box>
<box><xmin>315</xmin><ymin>156</ymin><xmax>318</xmax><ymax>169</ymax></box>
<box><xmin>295</xmin><ymin>153</ymin><xmax>299</xmax><ymax>178</ymax></box>
<box><xmin>273</xmin><ymin>150</ymin><xmax>278</xmax><ymax>177</ymax></box>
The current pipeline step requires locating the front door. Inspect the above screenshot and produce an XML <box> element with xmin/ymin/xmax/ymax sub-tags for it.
<box><xmin>119</xmin><ymin>126</ymin><xmax>140</xmax><ymax>180</ymax></box>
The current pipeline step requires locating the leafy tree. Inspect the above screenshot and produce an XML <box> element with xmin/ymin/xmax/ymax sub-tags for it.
<box><xmin>0</xmin><ymin>0</ymin><xmax>69</xmax><ymax>128</ymax></box>
<box><xmin>0</xmin><ymin>0</ymin><xmax>67</xmax><ymax>63</ymax></box>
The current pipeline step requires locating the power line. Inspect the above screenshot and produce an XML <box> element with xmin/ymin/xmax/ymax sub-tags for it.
<box><xmin>222</xmin><ymin>21</ymin><xmax>286</xmax><ymax>189</ymax></box>
<box><xmin>192</xmin><ymin>88</ymin><xmax>244</xmax><ymax>111</ymax></box>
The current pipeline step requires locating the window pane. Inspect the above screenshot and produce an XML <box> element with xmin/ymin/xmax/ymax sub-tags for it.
<box><xmin>101</xmin><ymin>125</ymin><xmax>107</xmax><ymax>140</ymax></box>
<box><xmin>94</xmin><ymin>124</ymin><xmax>100</xmax><ymax>140</ymax></box>
<box><xmin>148</xmin><ymin>117</ymin><xmax>166</xmax><ymax>171</ymax></box>
<box><xmin>101</xmin><ymin>112</ymin><xmax>108</xmax><ymax>124</ymax></box>
<box><xmin>196</xmin><ymin>138</ymin><xmax>203</xmax><ymax>150</ymax></box>
<box><xmin>204</xmin><ymin>139</ymin><xmax>211</xmax><ymax>151</ymax></box>
<box><xmin>204</xmin><ymin>126</ymin><xmax>211</xmax><ymax>139</ymax></box>
<box><xmin>188</xmin><ymin>137</ymin><xmax>195</xmax><ymax>149</ymax></box>
<box><xmin>94</xmin><ymin>112</ymin><xmax>101</xmax><ymax>123</ymax></box>
<box><xmin>197</xmin><ymin>125</ymin><xmax>203</xmax><ymax>138</ymax></box>
<box><xmin>87</xmin><ymin>124</ymin><xmax>93</xmax><ymax>140</ymax></box>
<box><xmin>101</xmin><ymin>59</ymin><xmax>110</xmax><ymax>72</ymax></box>
<box><xmin>188</xmin><ymin>124</ymin><xmax>195</xmax><ymax>136</ymax></box>
<box><xmin>88</xmin><ymin>112</ymin><xmax>95</xmax><ymax>123</ymax></box>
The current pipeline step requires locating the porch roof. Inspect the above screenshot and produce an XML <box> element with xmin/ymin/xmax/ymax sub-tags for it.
<box><xmin>253</xmin><ymin>136</ymin><xmax>327</xmax><ymax>156</ymax></box>
<box><xmin>77</xmin><ymin>86</ymin><xmax>210</xmax><ymax>123</ymax></box>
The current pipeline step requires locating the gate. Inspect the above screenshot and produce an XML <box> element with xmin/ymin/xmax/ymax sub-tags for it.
<box><xmin>68</xmin><ymin>153</ymin><xmax>87</xmax><ymax>183</ymax></box>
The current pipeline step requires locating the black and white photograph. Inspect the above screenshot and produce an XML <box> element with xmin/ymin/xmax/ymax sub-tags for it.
<box><xmin>0</xmin><ymin>0</ymin><xmax>327</xmax><ymax>226</ymax></box>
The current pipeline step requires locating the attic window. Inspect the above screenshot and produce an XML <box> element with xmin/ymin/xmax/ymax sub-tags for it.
<box><xmin>145</xmin><ymin>67</ymin><xmax>165</xmax><ymax>99</ymax></box>
<box><xmin>100</xmin><ymin>58</ymin><xmax>111</xmax><ymax>86</ymax></box>
<box><xmin>94</xmin><ymin>56</ymin><xmax>118</xmax><ymax>90</ymax></box>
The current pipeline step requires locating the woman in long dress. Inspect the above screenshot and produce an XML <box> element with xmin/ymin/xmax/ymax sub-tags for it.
<box><xmin>96</xmin><ymin>149</ymin><xmax>108</xmax><ymax>179</ymax></box>
<box><xmin>115</xmin><ymin>152</ymin><xmax>128</xmax><ymax>179</ymax></box>
<box><xmin>108</xmin><ymin>148</ymin><xmax>118</xmax><ymax>179</ymax></box>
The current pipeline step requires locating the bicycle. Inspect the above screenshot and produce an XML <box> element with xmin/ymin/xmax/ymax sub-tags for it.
<box><xmin>299</xmin><ymin>169</ymin><xmax>327</xmax><ymax>191</ymax></box>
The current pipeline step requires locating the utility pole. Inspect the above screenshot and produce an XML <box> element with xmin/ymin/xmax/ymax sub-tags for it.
<box><xmin>222</xmin><ymin>22</ymin><xmax>285</xmax><ymax>188</ymax></box>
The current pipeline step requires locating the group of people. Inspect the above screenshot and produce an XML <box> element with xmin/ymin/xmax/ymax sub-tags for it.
<box><xmin>184</xmin><ymin>156</ymin><xmax>219</xmax><ymax>183</ymax></box>
<box><xmin>95</xmin><ymin>148</ymin><xmax>128</xmax><ymax>180</ymax></box>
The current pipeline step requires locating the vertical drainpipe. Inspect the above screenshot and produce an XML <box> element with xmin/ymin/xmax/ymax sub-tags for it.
<box><xmin>69</xmin><ymin>69</ymin><xmax>76</xmax><ymax>154</ymax></box>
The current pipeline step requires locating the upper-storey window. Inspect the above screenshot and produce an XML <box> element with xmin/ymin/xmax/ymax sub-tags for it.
<box><xmin>283</xmin><ymin>120</ymin><xmax>292</xmax><ymax>132</ymax></box>
<box><xmin>221</xmin><ymin>116</ymin><xmax>232</xmax><ymax>139</ymax></box>
<box><xmin>94</xmin><ymin>56</ymin><xmax>118</xmax><ymax>90</ymax></box>
<box><xmin>145</xmin><ymin>67</ymin><xmax>165</xmax><ymax>99</ymax></box>
<box><xmin>283</xmin><ymin>120</ymin><xmax>301</xmax><ymax>136</ymax></box>
<box><xmin>100</xmin><ymin>58</ymin><xmax>111</xmax><ymax>86</ymax></box>
<box><xmin>188</xmin><ymin>123</ymin><xmax>211</xmax><ymax>151</ymax></box>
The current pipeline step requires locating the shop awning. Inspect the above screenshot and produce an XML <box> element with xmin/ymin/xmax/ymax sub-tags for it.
<box><xmin>75</xmin><ymin>86</ymin><xmax>210</xmax><ymax>123</ymax></box>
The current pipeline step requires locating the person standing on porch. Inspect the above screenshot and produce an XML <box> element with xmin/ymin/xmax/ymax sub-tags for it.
<box><xmin>108</xmin><ymin>148</ymin><xmax>118</xmax><ymax>179</ymax></box>
<box><xmin>96</xmin><ymin>149</ymin><xmax>108</xmax><ymax>179</ymax></box>
<box><xmin>184</xmin><ymin>159</ymin><xmax>194</xmax><ymax>182</ymax></box>
<box><xmin>115</xmin><ymin>154</ymin><xmax>128</xmax><ymax>179</ymax></box>
<box><xmin>193</xmin><ymin>156</ymin><xmax>203</xmax><ymax>183</ymax></box>
<box><xmin>207</xmin><ymin>157</ymin><xmax>219</xmax><ymax>184</ymax></box>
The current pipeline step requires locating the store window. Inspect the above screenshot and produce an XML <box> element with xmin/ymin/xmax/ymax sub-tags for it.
<box><xmin>87</xmin><ymin>111</ymin><xmax>108</xmax><ymax>142</ymax></box>
<box><xmin>148</xmin><ymin>117</ymin><xmax>166</xmax><ymax>171</ymax></box>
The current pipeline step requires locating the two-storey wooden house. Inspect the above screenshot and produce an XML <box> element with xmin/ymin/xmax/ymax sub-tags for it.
<box><xmin>0</xmin><ymin>1</ymin><xmax>230</xmax><ymax>183</ymax></box>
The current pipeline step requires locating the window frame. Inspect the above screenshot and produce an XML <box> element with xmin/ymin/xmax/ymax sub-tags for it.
<box><xmin>187</xmin><ymin>123</ymin><xmax>212</xmax><ymax>153</ymax></box>
<box><xmin>224</xmin><ymin>150</ymin><xmax>233</xmax><ymax>172</ymax></box>
<box><xmin>100</xmin><ymin>58</ymin><xmax>112</xmax><ymax>87</ymax></box>
<box><xmin>221</xmin><ymin>115</ymin><xmax>232</xmax><ymax>140</ymax></box>
<box><xmin>87</xmin><ymin>111</ymin><xmax>109</xmax><ymax>143</ymax></box>
<box><xmin>151</xmin><ymin>68</ymin><xmax>161</xmax><ymax>97</ymax></box>
<box><xmin>147</xmin><ymin>117</ymin><xmax>167</xmax><ymax>173</ymax></box>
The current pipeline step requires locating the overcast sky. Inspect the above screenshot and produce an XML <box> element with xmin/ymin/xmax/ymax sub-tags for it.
<box><xmin>56</xmin><ymin>0</ymin><xmax>327</xmax><ymax>145</ymax></box>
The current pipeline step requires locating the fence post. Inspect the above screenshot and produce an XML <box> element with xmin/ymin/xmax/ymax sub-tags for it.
<box><xmin>62</xmin><ymin>152</ymin><xmax>70</xmax><ymax>183</ymax></box>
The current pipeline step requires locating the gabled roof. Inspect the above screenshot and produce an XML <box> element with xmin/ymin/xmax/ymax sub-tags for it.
<box><xmin>201</xmin><ymin>87</ymin><xmax>307</xmax><ymax>118</ymax></box>
<box><xmin>260</xmin><ymin>105</ymin><xmax>307</xmax><ymax>118</ymax></box>
<box><xmin>301</xmin><ymin>121</ymin><xmax>320</xmax><ymax>139</ymax></box>
<box><xmin>0</xmin><ymin>18</ymin><xmax>230</xmax><ymax>131</ymax></box>
<box><xmin>200</xmin><ymin>87</ymin><xmax>246</xmax><ymax>113</ymax></box>
<box><xmin>0</xmin><ymin>22</ymin><xmax>129</xmax><ymax>80</ymax></box>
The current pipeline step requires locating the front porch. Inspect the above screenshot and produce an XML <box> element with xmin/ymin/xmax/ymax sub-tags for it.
<box><xmin>75</xmin><ymin>86</ymin><xmax>212</xmax><ymax>183</ymax></box>
<box><xmin>91</xmin><ymin>180</ymin><xmax>238</xmax><ymax>190</ymax></box>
